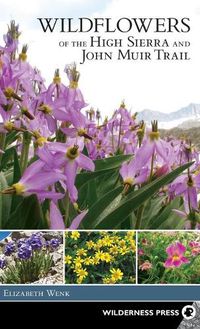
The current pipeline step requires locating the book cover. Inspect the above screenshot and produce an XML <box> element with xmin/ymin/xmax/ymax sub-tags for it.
<box><xmin>0</xmin><ymin>0</ymin><xmax>199</xmax><ymax>326</ymax></box>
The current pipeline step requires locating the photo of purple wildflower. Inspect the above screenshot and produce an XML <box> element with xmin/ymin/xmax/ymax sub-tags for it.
<box><xmin>0</xmin><ymin>21</ymin><xmax>199</xmax><ymax>230</ymax></box>
<box><xmin>0</xmin><ymin>231</ymin><xmax>64</xmax><ymax>284</ymax></box>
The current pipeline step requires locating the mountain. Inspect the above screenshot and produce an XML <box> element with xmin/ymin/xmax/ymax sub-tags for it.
<box><xmin>160</xmin><ymin>127</ymin><xmax>200</xmax><ymax>149</ymax></box>
<box><xmin>177</xmin><ymin>119</ymin><xmax>200</xmax><ymax>129</ymax></box>
<box><xmin>137</xmin><ymin>103</ymin><xmax>200</xmax><ymax>129</ymax></box>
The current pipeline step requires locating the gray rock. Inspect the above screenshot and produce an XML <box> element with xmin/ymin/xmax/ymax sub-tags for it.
<box><xmin>32</xmin><ymin>274</ymin><xmax>63</xmax><ymax>284</ymax></box>
<box><xmin>52</xmin><ymin>252</ymin><xmax>62</xmax><ymax>264</ymax></box>
<box><xmin>42</xmin><ymin>232</ymin><xmax>63</xmax><ymax>241</ymax></box>
<box><xmin>5</xmin><ymin>255</ymin><xmax>15</xmax><ymax>267</ymax></box>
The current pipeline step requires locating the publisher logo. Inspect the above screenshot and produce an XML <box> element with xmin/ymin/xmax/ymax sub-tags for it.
<box><xmin>181</xmin><ymin>305</ymin><xmax>196</xmax><ymax>320</ymax></box>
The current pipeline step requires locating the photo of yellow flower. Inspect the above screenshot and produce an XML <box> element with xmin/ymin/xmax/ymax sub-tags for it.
<box><xmin>65</xmin><ymin>231</ymin><xmax>136</xmax><ymax>284</ymax></box>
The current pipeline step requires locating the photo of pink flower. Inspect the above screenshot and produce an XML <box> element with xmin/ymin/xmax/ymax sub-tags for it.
<box><xmin>0</xmin><ymin>20</ymin><xmax>199</xmax><ymax>230</ymax></box>
<box><xmin>164</xmin><ymin>242</ymin><xmax>189</xmax><ymax>268</ymax></box>
<box><xmin>138</xmin><ymin>232</ymin><xmax>200</xmax><ymax>284</ymax></box>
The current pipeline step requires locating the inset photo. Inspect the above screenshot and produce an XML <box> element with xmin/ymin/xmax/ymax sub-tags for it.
<box><xmin>138</xmin><ymin>232</ymin><xmax>200</xmax><ymax>284</ymax></box>
<box><xmin>0</xmin><ymin>231</ymin><xmax>64</xmax><ymax>284</ymax></box>
<box><xmin>65</xmin><ymin>231</ymin><xmax>136</xmax><ymax>284</ymax></box>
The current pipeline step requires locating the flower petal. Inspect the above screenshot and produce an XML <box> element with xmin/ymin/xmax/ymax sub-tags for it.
<box><xmin>25</xmin><ymin>171</ymin><xmax>65</xmax><ymax>191</ymax></box>
<box><xmin>173</xmin><ymin>259</ymin><xmax>182</xmax><ymax>267</ymax></box>
<box><xmin>50</xmin><ymin>202</ymin><xmax>65</xmax><ymax>229</ymax></box>
<box><xmin>76</xmin><ymin>153</ymin><xmax>95</xmax><ymax>171</ymax></box>
<box><xmin>164</xmin><ymin>258</ymin><xmax>173</xmax><ymax>268</ymax></box>
<box><xmin>176</xmin><ymin>241</ymin><xmax>186</xmax><ymax>254</ymax></box>
<box><xmin>181</xmin><ymin>257</ymin><xmax>190</xmax><ymax>264</ymax></box>
<box><xmin>135</xmin><ymin>140</ymin><xmax>154</xmax><ymax>170</ymax></box>
<box><xmin>65</xmin><ymin>161</ymin><xmax>78</xmax><ymax>202</ymax></box>
<box><xmin>68</xmin><ymin>210</ymin><xmax>88</xmax><ymax>230</ymax></box>
<box><xmin>20</xmin><ymin>160</ymin><xmax>45</xmax><ymax>184</ymax></box>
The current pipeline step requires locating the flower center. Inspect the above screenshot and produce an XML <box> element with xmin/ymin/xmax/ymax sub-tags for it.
<box><xmin>53</xmin><ymin>76</ymin><xmax>61</xmax><ymax>84</ymax></box>
<box><xmin>172</xmin><ymin>255</ymin><xmax>180</xmax><ymax>261</ymax></box>
<box><xmin>124</xmin><ymin>177</ymin><xmax>134</xmax><ymax>186</ymax></box>
<box><xmin>4</xmin><ymin>87</ymin><xmax>22</xmax><ymax>101</ymax></box>
<box><xmin>4</xmin><ymin>87</ymin><xmax>14</xmax><ymax>99</ymax></box>
<box><xmin>12</xmin><ymin>183</ymin><xmax>25</xmax><ymax>195</ymax></box>
<box><xmin>69</xmin><ymin>80</ymin><xmax>78</xmax><ymax>89</ymax></box>
<box><xmin>149</xmin><ymin>131</ymin><xmax>160</xmax><ymax>141</ymax></box>
<box><xmin>19</xmin><ymin>53</ymin><xmax>27</xmax><ymax>61</ymax></box>
<box><xmin>4</xmin><ymin>121</ymin><xmax>14</xmax><ymax>131</ymax></box>
<box><xmin>187</xmin><ymin>176</ymin><xmax>194</xmax><ymax>187</ymax></box>
<box><xmin>66</xmin><ymin>146</ymin><xmax>79</xmax><ymax>160</ymax></box>
<box><xmin>78</xmin><ymin>128</ymin><xmax>87</xmax><ymax>137</ymax></box>
<box><xmin>36</xmin><ymin>136</ymin><xmax>47</xmax><ymax>147</ymax></box>
<box><xmin>39</xmin><ymin>104</ymin><xmax>52</xmax><ymax>114</ymax></box>
<box><xmin>120</xmin><ymin>101</ymin><xmax>126</xmax><ymax>109</ymax></box>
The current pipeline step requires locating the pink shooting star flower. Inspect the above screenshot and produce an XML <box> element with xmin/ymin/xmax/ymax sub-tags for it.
<box><xmin>2</xmin><ymin>160</ymin><xmax>65</xmax><ymax>201</ymax></box>
<box><xmin>63</xmin><ymin>63</ymin><xmax>87</xmax><ymax>111</ymax></box>
<box><xmin>0</xmin><ymin>20</ymin><xmax>20</xmax><ymax>54</ymax></box>
<box><xmin>164</xmin><ymin>242</ymin><xmax>189</xmax><ymax>268</ymax></box>
<box><xmin>36</xmin><ymin>139</ymin><xmax>95</xmax><ymax>202</ymax></box>
<box><xmin>170</xmin><ymin>173</ymin><xmax>200</xmax><ymax>213</ymax></box>
<box><xmin>47</xmin><ymin>69</ymin><xmax>67</xmax><ymax>98</ymax></box>
<box><xmin>61</xmin><ymin>110</ymin><xmax>94</xmax><ymax>140</ymax></box>
<box><xmin>134</xmin><ymin>121</ymin><xmax>171</xmax><ymax>171</ymax></box>
<box><xmin>36</xmin><ymin>92</ymin><xmax>70</xmax><ymax>133</ymax></box>
<box><xmin>172</xmin><ymin>209</ymin><xmax>200</xmax><ymax>229</ymax></box>
<box><xmin>120</xmin><ymin>158</ymin><xmax>148</xmax><ymax>192</ymax></box>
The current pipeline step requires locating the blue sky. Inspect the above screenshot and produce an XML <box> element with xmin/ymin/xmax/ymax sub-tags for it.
<box><xmin>0</xmin><ymin>0</ymin><xmax>200</xmax><ymax>116</ymax></box>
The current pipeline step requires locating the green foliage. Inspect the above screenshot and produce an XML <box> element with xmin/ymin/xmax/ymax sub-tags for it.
<box><xmin>65</xmin><ymin>231</ymin><xmax>136</xmax><ymax>284</ymax></box>
<box><xmin>138</xmin><ymin>232</ymin><xmax>200</xmax><ymax>284</ymax></box>
<box><xmin>0</xmin><ymin>144</ymin><xmax>193</xmax><ymax>229</ymax></box>
<box><xmin>1</xmin><ymin>251</ymin><xmax>53</xmax><ymax>284</ymax></box>
<box><xmin>5</xmin><ymin>195</ymin><xmax>47</xmax><ymax>229</ymax></box>
<box><xmin>87</xmin><ymin>162</ymin><xmax>192</xmax><ymax>229</ymax></box>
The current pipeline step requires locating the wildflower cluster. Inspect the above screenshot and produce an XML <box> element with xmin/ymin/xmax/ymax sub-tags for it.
<box><xmin>0</xmin><ymin>21</ymin><xmax>199</xmax><ymax>229</ymax></box>
<box><xmin>65</xmin><ymin>231</ymin><xmax>136</xmax><ymax>284</ymax></box>
<box><xmin>138</xmin><ymin>232</ymin><xmax>200</xmax><ymax>284</ymax></box>
<box><xmin>0</xmin><ymin>232</ymin><xmax>61</xmax><ymax>284</ymax></box>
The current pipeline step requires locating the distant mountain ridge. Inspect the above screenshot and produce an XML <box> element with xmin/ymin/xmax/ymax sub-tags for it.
<box><xmin>160</xmin><ymin>126</ymin><xmax>200</xmax><ymax>149</ymax></box>
<box><xmin>137</xmin><ymin>103</ymin><xmax>200</xmax><ymax>127</ymax></box>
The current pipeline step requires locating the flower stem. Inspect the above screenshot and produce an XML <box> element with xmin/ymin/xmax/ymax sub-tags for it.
<box><xmin>0</xmin><ymin>133</ymin><xmax>6</xmax><ymax>166</ymax></box>
<box><xmin>20</xmin><ymin>132</ymin><xmax>31</xmax><ymax>174</ymax></box>
<box><xmin>135</xmin><ymin>204</ymin><xmax>145</xmax><ymax>229</ymax></box>
<box><xmin>64</xmin><ymin>192</ymin><xmax>70</xmax><ymax>227</ymax></box>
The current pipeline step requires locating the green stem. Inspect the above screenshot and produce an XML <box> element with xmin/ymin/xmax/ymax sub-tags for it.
<box><xmin>129</xmin><ymin>214</ymin><xmax>136</xmax><ymax>229</ymax></box>
<box><xmin>0</xmin><ymin>133</ymin><xmax>6</xmax><ymax>166</ymax></box>
<box><xmin>160</xmin><ymin>269</ymin><xmax>167</xmax><ymax>282</ymax></box>
<box><xmin>20</xmin><ymin>132</ymin><xmax>31</xmax><ymax>174</ymax></box>
<box><xmin>64</xmin><ymin>192</ymin><xmax>70</xmax><ymax>227</ymax></box>
<box><xmin>135</xmin><ymin>204</ymin><xmax>145</xmax><ymax>229</ymax></box>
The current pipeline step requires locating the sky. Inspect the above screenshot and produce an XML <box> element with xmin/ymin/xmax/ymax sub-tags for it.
<box><xmin>0</xmin><ymin>0</ymin><xmax>200</xmax><ymax>117</ymax></box>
